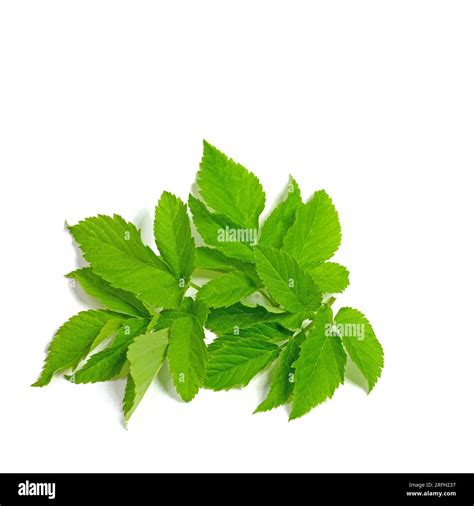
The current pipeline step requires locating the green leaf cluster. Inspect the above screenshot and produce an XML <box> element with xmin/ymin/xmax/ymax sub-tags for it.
<box><xmin>34</xmin><ymin>141</ymin><xmax>383</xmax><ymax>423</ymax></box>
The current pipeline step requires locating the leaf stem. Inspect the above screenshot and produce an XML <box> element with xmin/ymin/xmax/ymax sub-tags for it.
<box><xmin>189</xmin><ymin>281</ymin><xmax>202</xmax><ymax>290</ymax></box>
<box><xmin>303</xmin><ymin>319</ymin><xmax>316</xmax><ymax>334</ymax></box>
<box><xmin>146</xmin><ymin>314</ymin><xmax>160</xmax><ymax>332</ymax></box>
<box><xmin>259</xmin><ymin>289</ymin><xmax>279</xmax><ymax>308</ymax></box>
<box><xmin>325</xmin><ymin>296</ymin><xmax>336</xmax><ymax>307</ymax></box>
<box><xmin>304</xmin><ymin>297</ymin><xmax>337</xmax><ymax>334</ymax></box>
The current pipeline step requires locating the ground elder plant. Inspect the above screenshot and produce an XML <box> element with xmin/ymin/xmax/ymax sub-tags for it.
<box><xmin>34</xmin><ymin>141</ymin><xmax>384</xmax><ymax>423</ymax></box>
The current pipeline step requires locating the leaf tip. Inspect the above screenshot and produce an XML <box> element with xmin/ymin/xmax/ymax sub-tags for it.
<box><xmin>31</xmin><ymin>369</ymin><xmax>51</xmax><ymax>387</ymax></box>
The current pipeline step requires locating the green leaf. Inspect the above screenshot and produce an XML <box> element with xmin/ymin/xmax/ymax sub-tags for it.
<box><xmin>33</xmin><ymin>310</ymin><xmax>122</xmax><ymax>387</ymax></box>
<box><xmin>283</xmin><ymin>190</ymin><xmax>341</xmax><ymax>267</ymax></box>
<box><xmin>194</xmin><ymin>247</ymin><xmax>262</xmax><ymax>289</ymax></box>
<box><xmin>168</xmin><ymin>316</ymin><xmax>207</xmax><ymax>401</ymax></box>
<box><xmin>124</xmin><ymin>329</ymin><xmax>169</xmax><ymax>421</ymax></box>
<box><xmin>154</xmin><ymin>298</ymin><xmax>209</xmax><ymax>333</ymax></box>
<box><xmin>205</xmin><ymin>337</ymin><xmax>280</xmax><ymax>390</ymax></box>
<box><xmin>235</xmin><ymin>322</ymin><xmax>292</xmax><ymax>342</ymax></box>
<box><xmin>69</xmin><ymin>214</ymin><xmax>184</xmax><ymax>309</ymax></box>
<box><xmin>195</xmin><ymin>247</ymin><xmax>241</xmax><ymax>272</ymax></box>
<box><xmin>208</xmin><ymin>323</ymin><xmax>291</xmax><ymax>353</ymax></box>
<box><xmin>189</xmin><ymin>299</ymin><xmax>210</xmax><ymax>327</ymax></box>
<box><xmin>206</xmin><ymin>303</ymin><xmax>286</xmax><ymax>335</ymax></box>
<box><xmin>188</xmin><ymin>195</ymin><xmax>255</xmax><ymax>262</ymax></box>
<box><xmin>207</xmin><ymin>335</ymin><xmax>241</xmax><ymax>353</ymax></box>
<box><xmin>36</xmin><ymin>142</ymin><xmax>383</xmax><ymax>424</ymax></box>
<box><xmin>66</xmin><ymin>268</ymin><xmax>149</xmax><ymax>318</ymax></box>
<box><xmin>123</xmin><ymin>375</ymin><xmax>136</xmax><ymax>421</ymax></box>
<box><xmin>334</xmin><ymin>307</ymin><xmax>383</xmax><ymax>392</ymax></box>
<box><xmin>194</xmin><ymin>247</ymin><xmax>251</xmax><ymax>272</ymax></box>
<box><xmin>197</xmin><ymin>272</ymin><xmax>258</xmax><ymax>308</ymax></box>
<box><xmin>290</xmin><ymin>307</ymin><xmax>347</xmax><ymax>420</ymax></box>
<box><xmin>154</xmin><ymin>191</ymin><xmax>195</xmax><ymax>281</ymax></box>
<box><xmin>197</xmin><ymin>141</ymin><xmax>265</xmax><ymax>229</ymax></box>
<box><xmin>70</xmin><ymin>318</ymin><xmax>149</xmax><ymax>384</ymax></box>
<box><xmin>277</xmin><ymin>311</ymin><xmax>313</xmax><ymax>331</ymax></box>
<box><xmin>259</xmin><ymin>177</ymin><xmax>302</xmax><ymax>248</ymax></box>
<box><xmin>255</xmin><ymin>334</ymin><xmax>304</xmax><ymax>413</ymax></box>
<box><xmin>254</xmin><ymin>246</ymin><xmax>322</xmax><ymax>313</ymax></box>
<box><xmin>307</xmin><ymin>262</ymin><xmax>350</xmax><ymax>293</ymax></box>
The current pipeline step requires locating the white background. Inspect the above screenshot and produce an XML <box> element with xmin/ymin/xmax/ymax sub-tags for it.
<box><xmin>1</xmin><ymin>1</ymin><xmax>473</xmax><ymax>473</ymax></box>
